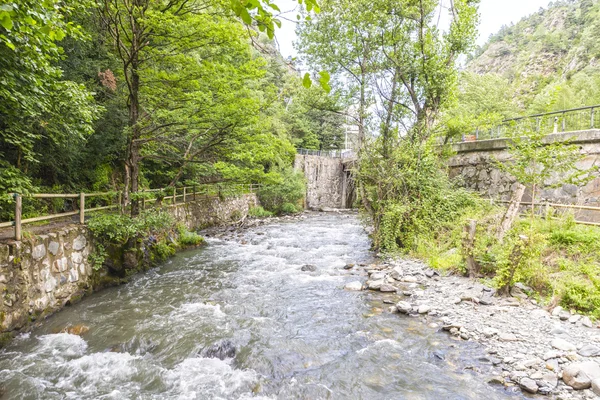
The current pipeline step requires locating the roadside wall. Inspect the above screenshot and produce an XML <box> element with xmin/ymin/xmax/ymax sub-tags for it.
<box><xmin>448</xmin><ymin>130</ymin><xmax>600</xmax><ymax>206</ymax></box>
<box><xmin>0</xmin><ymin>194</ymin><xmax>257</xmax><ymax>339</ymax></box>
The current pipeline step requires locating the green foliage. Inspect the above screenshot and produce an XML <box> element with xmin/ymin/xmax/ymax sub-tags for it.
<box><xmin>257</xmin><ymin>168</ymin><xmax>306</xmax><ymax>214</ymax></box>
<box><xmin>176</xmin><ymin>225</ymin><xmax>204</xmax><ymax>247</ymax></box>
<box><xmin>153</xmin><ymin>242</ymin><xmax>176</xmax><ymax>261</ymax></box>
<box><xmin>88</xmin><ymin>243</ymin><xmax>108</xmax><ymax>271</ymax></box>
<box><xmin>280</xmin><ymin>203</ymin><xmax>299</xmax><ymax>214</ymax></box>
<box><xmin>248</xmin><ymin>206</ymin><xmax>274</xmax><ymax>218</ymax></box>
<box><xmin>87</xmin><ymin>210</ymin><xmax>174</xmax><ymax>245</ymax></box>
<box><xmin>358</xmin><ymin>138</ymin><xmax>481</xmax><ymax>252</ymax></box>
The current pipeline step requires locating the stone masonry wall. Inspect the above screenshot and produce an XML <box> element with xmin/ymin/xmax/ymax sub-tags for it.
<box><xmin>295</xmin><ymin>154</ymin><xmax>346</xmax><ymax>209</ymax></box>
<box><xmin>0</xmin><ymin>194</ymin><xmax>258</xmax><ymax>340</ymax></box>
<box><xmin>448</xmin><ymin>130</ymin><xmax>600</xmax><ymax>215</ymax></box>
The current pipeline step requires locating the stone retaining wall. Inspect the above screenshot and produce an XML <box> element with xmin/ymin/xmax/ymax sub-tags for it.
<box><xmin>448</xmin><ymin>130</ymin><xmax>600</xmax><ymax>209</ymax></box>
<box><xmin>0</xmin><ymin>194</ymin><xmax>257</xmax><ymax>341</ymax></box>
<box><xmin>295</xmin><ymin>154</ymin><xmax>353</xmax><ymax>209</ymax></box>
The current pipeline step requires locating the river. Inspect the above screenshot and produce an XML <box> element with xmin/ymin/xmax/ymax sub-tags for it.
<box><xmin>0</xmin><ymin>213</ymin><xmax>518</xmax><ymax>399</ymax></box>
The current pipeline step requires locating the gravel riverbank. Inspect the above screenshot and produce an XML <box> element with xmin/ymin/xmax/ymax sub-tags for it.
<box><xmin>344</xmin><ymin>258</ymin><xmax>600</xmax><ymax>399</ymax></box>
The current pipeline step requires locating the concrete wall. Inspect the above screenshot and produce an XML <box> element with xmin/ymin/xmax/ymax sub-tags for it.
<box><xmin>448</xmin><ymin>130</ymin><xmax>600</xmax><ymax>207</ymax></box>
<box><xmin>294</xmin><ymin>154</ymin><xmax>354</xmax><ymax>209</ymax></box>
<box><xmin>0</xmin><ymin>194</ymin><xmax>257</xmax><ymax>340</ymax></box>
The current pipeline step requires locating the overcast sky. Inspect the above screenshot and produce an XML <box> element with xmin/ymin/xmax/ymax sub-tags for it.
<box><xmin>274</xmin><ymin>0</ymin><xmax>554</xmax><ymax>59</ymax></box>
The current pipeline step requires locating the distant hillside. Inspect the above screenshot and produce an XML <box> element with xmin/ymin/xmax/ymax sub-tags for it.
<box><xmin>466</xmin><ymin>0</ymin><xmax>600</xmax><ymax>113</ymax></box>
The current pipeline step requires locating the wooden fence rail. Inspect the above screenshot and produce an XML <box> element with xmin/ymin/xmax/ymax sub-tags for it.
<box><xmin>493</xmin><ymin>199</ymin><xmax>600</xmax><ymax>227</ymax></box>
<box><xmin>1</xmin><ymin>183</ymin><xmax>261</xmax><ymax>241</ymax></box>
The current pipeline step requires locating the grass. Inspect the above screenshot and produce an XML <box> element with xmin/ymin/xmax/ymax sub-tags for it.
<box><xmin>413</xmin><ymin>208</ymin><xmax>600</xmax><ymax>318</ymax></box>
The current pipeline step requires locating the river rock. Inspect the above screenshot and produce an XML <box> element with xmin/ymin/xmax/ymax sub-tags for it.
<box><xmin>418</xmin><ymin>305</ymin><xmax>431</xmax><ymax>314</ymax></box>
<box><xmin>343</xmin><ymin>263</ymin><xmax>355</xmax><ymax>270</ymax></box>
<box><xmin>559</xmin><ymin>311</ymin><xmax>571</xmax><ymax>321</ymax></box>
<box><xmin>498</xmin><ymin>332</ymin><xmax>518</xmax><ymax>342</ymax></box>
<box><xmin>367</xmin><ymin>279</ymin><xmax>384</xmax><ymax>290</ymax></box>
<box><xmin>582</xmin><ymin>316</ymin><xmax>593</xmax><ymax>328</ymax></box>
<box><xmin>396</xmin><ymin>301</ymin><xmax>412</xmax><ymax>314</ymax></box>
<box><xmin>379</xmin><ymin>284</ymin><xmax>397</xmax><ymax>293</ymax></box>
<box><xmin>592</xmin><ymin>379</ymin><xmax>600</xmax><ymax>396</ymax></box>
<box><xmin>389</xmin><ymin>266</ymin><xmax>403</xmax><ymax>280</ymax></box>
<box><xmin>552</xmin><ymin>306</ymin><xmax>564</xmax><ymax>317</ymax></box>
<box><xmin>510</xmin><ymin>285</ymin><xmax>528</xmax><ymax>299</ymax></box>
<box><xmin>401</xmin><ymin>276</ymin><xmax>418</xmax><ymax>283</ymax></box>
<box><xmin>344</xmin><ymin>281</ymin><xmax>363</xmax><ymax>291</ymax></box>
<box><xmin>201</xmin><ymin>340</ymin><xmax>236</xmax><ymax>360</ymax></box>
<box><xmin>369</xmin><ymin>271</ymin><xmax>386</xmax><ymax>280</ymax></box>
<box><xmin>301</xmin><ymin>264</ymin><xmax>317</xmax><ymax>272</ymax></box>
<box><xmin>552</xmin><ymin>338</ymin><xmax>577</xmax><ymax>352</ymax></box>
<box><xmin>569</xmin><ymin>315</ymin><xmax>582</xmax><ymax>324</ymax></box>
<box><xmin>562</xmin><ymin>361</ymin><xmax>600</xmax><ymax>390</ymax></box>
<box><xmin>578</xmin><ymin>344</ymin><xmax>600</xmax><ymax>357</ymax></box>
<box><xmin>519</xmin><ymin>377</ymin><xmax>538</xmax><ymax>394</ymax></box>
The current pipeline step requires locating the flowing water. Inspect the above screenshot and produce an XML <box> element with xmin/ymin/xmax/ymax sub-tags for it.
<box><xmin>0</xmin><ymin>213</ymin><xmax>519</xmax><ymax>399</ymax></box>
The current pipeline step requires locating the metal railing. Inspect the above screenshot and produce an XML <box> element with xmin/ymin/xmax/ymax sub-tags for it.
<box><xmin>458</xmin><ymin>105</ymin><xmax>600</xmax><ymax>143</ymax></box>
<box><xmin>1</xmin><ymin>183</ymin><xmax>261</xmax><ymax>241</ymax></box>
<box><xmin>297</xmin><ymin>148</ymin><xmax>356</xmax><ymax>159</ymax></box>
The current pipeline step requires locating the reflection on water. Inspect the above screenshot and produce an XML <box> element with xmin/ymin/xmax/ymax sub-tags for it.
<box><xmin>0</xmin><ymin>213</ymin><xmax>518</xmax><ymax>399</ymax></box>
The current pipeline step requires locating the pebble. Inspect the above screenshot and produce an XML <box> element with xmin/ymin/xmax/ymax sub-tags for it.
<box><xmin>344</xmin><ymin>281</ymin><xmax>363</xmax><ymax>291</ymax></box>
<box><xmin>553</xmin><ymin>338</ymin><xmax>578</xmax><ymax>352</ymax></box>
<box><xmin>350</xmin><ymin>258</ymin><xmax>600</xmax><ymax>399</ymax></box>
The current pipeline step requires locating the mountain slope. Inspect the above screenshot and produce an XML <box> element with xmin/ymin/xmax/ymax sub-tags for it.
<box><xmin>466</xmin><ymin>0</ymin><xmax>600</xmax><ymax>112</ymax></box>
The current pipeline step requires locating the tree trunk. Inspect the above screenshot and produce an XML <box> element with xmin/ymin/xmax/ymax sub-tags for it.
<box><xmin>497</xmin><ymin>183</ymin><xmax>526</xmax><ymax>243</ymax></box>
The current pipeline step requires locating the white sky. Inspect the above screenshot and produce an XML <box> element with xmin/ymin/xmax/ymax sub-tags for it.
<box><xmin>274</xmin><ymin>0</ymin><xmax>554</xmax><ymax>59</ymax></box>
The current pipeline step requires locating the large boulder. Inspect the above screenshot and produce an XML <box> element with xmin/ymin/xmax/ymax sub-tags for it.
<box><xmin>562</xmin><ymin>361</ymin><xmax>600</xmax><ymax>390</ymax></box>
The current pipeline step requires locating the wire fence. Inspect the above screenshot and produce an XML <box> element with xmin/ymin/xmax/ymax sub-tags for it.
<box><xmin>0</xmin><ymin>183</ymin><xmax>261</xmax><ymax>241</ymax></box>
<box><xmin>457</xmin><ymin>105</ymin><xmax>600</xmax><ymax>143</ymax></box>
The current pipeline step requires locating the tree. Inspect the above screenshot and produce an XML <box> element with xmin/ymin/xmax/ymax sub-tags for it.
<box><xmin>98</xmin><ymin>0</ymin><xmax>278</xmax><ymax>215</ymax></box>
<box><xmin>0</xmin><ymin>0</ymin><xmax>99</xmax><ymax>191</ymax></box>
<box><xmin>301</xmin><ymin>0</ymin><xmax>480</xmax><ymax>251</ymax></box>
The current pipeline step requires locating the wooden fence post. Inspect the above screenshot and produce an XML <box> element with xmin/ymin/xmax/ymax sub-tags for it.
<box><xmin>79</xmin><ymin>192</ymin><xmax>85</xmax><ymax>224</ymax></box>
<box><xmin>183</xmin><ymin>187</ymin><xmax>187</xmax><ymax>203</ymax></box>
<box><xmin>141</xmin><ymin>197</ymin><xmax>145</xmax><ymax>211</ymax></box>
<box><xmin>193</xmin><ymin>185</ymin><xmax>196</xmax><ymax>201</ymax></box>
<box><xmin>463</xmin><ymin>219</ymin><xmax>478</xmax><ymax>278</ymax></box>
<box><xmin>14</xmin><ymin>194</ymin><xmax>22</xmax><ymax>241</ymax></box>
<box><xmin>173</xmin><ymin>188</ymin><xmax>177</xmax><ymax>205</ymax></box>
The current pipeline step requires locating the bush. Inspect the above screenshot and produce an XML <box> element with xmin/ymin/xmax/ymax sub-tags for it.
<box><xmin>248</xmin><ymin>206</ymin><xmax>274</xmax><ymax>218</ymax></box>
<box><xmin>177</xmin><ymin>225</ymin><xmax>204</xmax><ymax>246</ymax></box>
<box><xmin>357</xmin><ymin>137</ymin><xmax>481</xmax><ymax>252</ymax></box>
<box><xmin>153</xmin><ymin>241</ymin><xmax>176</xmax><ymax>260</ymax></box>
<box><xmin>280</xmin><ymin>203</ymin><xmax>298</xmax><ymax>214</ymax></box>
<box><xmin>257</xmin><ymin>167</ymin><xmax>305</xmax><ymax>215</ymax></box>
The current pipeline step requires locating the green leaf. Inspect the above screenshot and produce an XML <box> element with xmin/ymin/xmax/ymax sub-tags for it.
<box><xmin>273</xmin><ymin>18</ymin><xmax>281</xmax><ymax>29</ymax></box>
<box><xmin>302</xmin><ymin>73</ymin><xmax>312</xmax><ymax>89</ymax></box>
<box><xmin>318</xmin><ymin>71</ymin><xmax>331</xmax><ymax>93</ymax></box>
<box><xmin>0</xmin><ymin>15</ymin><xmax>13</xmax><ymax>30</ymax></box>
<box><xmin>239</xmin><ymin>8</ymin><xmax>252</xmax><ymax>24</ymax></box>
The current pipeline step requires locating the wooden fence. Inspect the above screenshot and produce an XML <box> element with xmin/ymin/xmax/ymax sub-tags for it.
<box><xmin>494</xmin><ymin>199</ymin><xmax>600</xmax><ymax>227</ymax></box>
<box><xmin>0</xmin><ymin>183</ymin><xmax>260</xmax><ymax>241</ymax></box>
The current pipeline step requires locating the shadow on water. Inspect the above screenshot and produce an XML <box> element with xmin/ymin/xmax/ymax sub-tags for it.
<box><xmin>0</xmin><ymin>213</ymin><xmax>524</xmax><ymax>399</ymax></box>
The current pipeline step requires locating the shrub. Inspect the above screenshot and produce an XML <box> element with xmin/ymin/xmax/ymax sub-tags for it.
<box><xmin>248</xmin><ymin>206</ymin><xmax>273</xmax><ymax>218</ymax></box>
<box><xmin>153</xmin><ymin>241</ymin><xmax>176</xmax><ymax>260</ymax></box>
<box><xmin>257</xmin><ymin>167</ymin><xmax>305</xmax><ymax>214</ymax></box>
<box><xmin>357</xmin><ymin>137</ymin><xmax>482</xmax><ymax>252</ymax></box>
<box><xmin>280</xmin><ymin>203</ymin><xmax>298</xmax><ymax>214</ymax></box>
<box><xmin>177</xmin><ymin>225</ymin><xmax>204</xmax><ymax>246</ymax></box>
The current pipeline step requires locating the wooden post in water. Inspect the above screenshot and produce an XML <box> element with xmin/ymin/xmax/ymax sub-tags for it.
<box><xmin>14</xmin><ymin>194</ymin><xmax>22</xmax><ymax>241</ymax></box>
<box><xmin>79</xmin><ymin>193</ymin><xmax>85</xmax><ymax>224</ymax></box>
